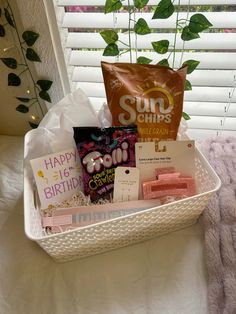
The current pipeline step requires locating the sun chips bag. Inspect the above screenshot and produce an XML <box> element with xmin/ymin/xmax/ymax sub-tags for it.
<box><xmin>101</xmin><ymin>62</ymin><xmax>187</xmax><ymax>142</ymax></box>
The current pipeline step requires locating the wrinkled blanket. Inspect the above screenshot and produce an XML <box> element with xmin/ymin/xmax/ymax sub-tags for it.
<box><xmin>0</xmin><ymin>136</ymin><xmax>209</xmax><ymax>314</ymax></box>
<box><xmin>199</xmin><ymin>137</ymin><xmax>236</xmax><ymax>314</ymax></box>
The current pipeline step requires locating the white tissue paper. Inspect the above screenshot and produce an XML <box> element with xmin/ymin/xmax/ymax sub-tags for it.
<box><xmin>24</xmin><ymin>88</ymin><xmax>101</xmax><ymax>184</ymax></box>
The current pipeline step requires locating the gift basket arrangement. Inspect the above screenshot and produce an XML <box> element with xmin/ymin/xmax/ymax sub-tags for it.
<box><xmin>24</xmin><ymin>62</ymin><xmax>221</xmax><ymax>262</ymax></box>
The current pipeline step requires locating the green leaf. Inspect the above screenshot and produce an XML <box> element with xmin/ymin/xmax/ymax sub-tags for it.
<box><xmin>137</xmin><ymin>56</ymin><xmax>152</xmax><ymax>64</ymax></box>
<box><xmin>4</xmin><ymin>8</ymin><xmax>15</xmax><ymax>28</ymax></box>
<box><xmin>134</xmin><ymin>18</ymin><xmax>151</xmax><ymax>35</ymax></box>
<box><xmin>152</xmin><ymin>0</ymin><xmax>175</xmax><ymax>19</ymax></box>
<box><xmin>105</xmin><ymin>0</ymin><xmax>122</xmax><ymax>14</ymax></box>
<box><xmin>134</xmin><ymin>0</ymin><xmax>149</xmax><ymax>9</ymax></box>
<box><xmin>37</xmin><ymin>79</ymin><xmax>53</xmax><ymax>91</ymax></box>
<box><xmin>152</xmin><ymin>40</ymin><xmax>169</xmax><ymax>54</ymax></box>
<box><xmin>182</xmin><ymin>111</ymin><xmax>191</xmax><ymax>121</ymax></box>
<box><xmin>157</xmin><ymin>58</ymin><xmax>169</xmax><ymax>67</ymax></box>
<box><xmin>16</xmin><ymin>97</ymin><xmax>30</xmax><ymax>102</ymax></box>
<box><xmin>181</xmin><ymin>26</ymin><xmax>200</xmax><ymax>41</ymax></box>
<box><xmin>16</xmin><ymin>104</ymin><xmax>29</xmax><ymax>113</ymax></box>
<box><xmin>8</xmin><ymin>73</ymin><xmax>21</xmax><ymax>86</ymax></box>
<box><xmin>0</xmin><ymin>24</ymin><xmax>5</xmax><ymax>37</ymax></box>
<box><xmin>39</xmin><ymin>90</ymin><xmax>51</xmax><ymax>103</ymax></box>
<box><xmin>22</xmin><ymin>31</ymin><xmax>39</xmax><ymax>46</ymax></box>
<box><xmin>103</xmin><ymin>43</ymin><xmax>119</xmax><ymax>56</ymax></box>
<box><xmin>0</xmin><ymin>58</ymin><xmax>17</xmax><ymax>69</ymax></box>
<box><xmin>29</xmin><ymin>121</ymin><xmax>38</xmax><ymax>129</ymax></box>
<box><xmin>182</xmin><ymin>59</ymin><xmax>200</xmax><ymax>74</ymax></box>
<box><xmin>26</xmin><ymin>48</ymin><xmax>41</xmax><ymax>62</ymax></box>
<box><xmin>100</xmin><ymin>30</ymin><xmax>118</xmax><ymax>44</ymax></box>
<box><xmin>189</xmin><ymin>14</ymin><xmax>213</xmax><ymax>33</ymax></box>
<box><xmin>185</xmin><ymin>79</ymin><xmax>192</xmax><ymax>91</ymax></box>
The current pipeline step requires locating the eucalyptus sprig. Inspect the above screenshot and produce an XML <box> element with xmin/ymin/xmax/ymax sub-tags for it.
<box><xmin>0</xmin><ymin>1</ymin><xmax>53</xmax><ymax>128</ymax></box>
<box><xmin>100</xmin><ymin>0</ymin><xmax>212</xmax><ymax>120</ymax></box>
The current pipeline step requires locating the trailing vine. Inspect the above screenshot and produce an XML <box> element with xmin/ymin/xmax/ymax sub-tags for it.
<box><xmin>0</xmin><ymin>0</ymin><xmax>52</xmax><ymax>128</ymax></box>
<box><xmin>100</xmin><ymin>0</ymin><xmax>213</xmax><ymax>120</ymax></box>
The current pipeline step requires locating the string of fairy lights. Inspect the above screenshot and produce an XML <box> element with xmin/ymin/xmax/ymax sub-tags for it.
<box><xmin>0</xmin><ymin>0</ymin><xmax>50</xmax><ymax>128</ymax></box>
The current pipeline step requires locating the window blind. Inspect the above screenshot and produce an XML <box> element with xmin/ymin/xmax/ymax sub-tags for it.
<box><xmin>51</xmin><ymin>0</ymin><xmax>236</xmax><ymax>140</ymax></box>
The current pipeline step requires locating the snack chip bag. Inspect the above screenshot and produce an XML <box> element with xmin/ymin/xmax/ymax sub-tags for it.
<box><xmin>101</xmin><ymin>61</ymin><xmax>187</xmax><ymax>142</ymax></box>
<box><xmin>74</xmin><ymin>126</ymin><xmax>138</xmax><ymax>202</ymax></box>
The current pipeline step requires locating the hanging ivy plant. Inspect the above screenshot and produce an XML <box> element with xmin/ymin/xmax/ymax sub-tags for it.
<box><xmin>22</xmin><ymin>30</ymin><xmax>39</xmax><ymax>46</ymax></box>
<box><xmin>0</xmin><ymin>1</ymin><xmax>53</xmax><ymax>129</ymax></box>
<box><xmin>152</xmin><ymin>0</ymin><xmax>175</xmax><ymax>19</ymax></box>
<box><xmin>152</xmin><ymin>40</ymin><xmax>169</xmax><ymax>54</ymax></box>
<box><xmin>134</xmin><ymin>18</ymin><xmax>151</xmax><ymax>35</ymax></box>
<box><xmin>100</xmin><ymin>0</ymin><xmax>212</xmax><ymax>120</ymax></box>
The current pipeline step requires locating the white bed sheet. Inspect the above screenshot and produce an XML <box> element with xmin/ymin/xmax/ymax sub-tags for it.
<box><xmin>0</xmin><ymin>135</ymin><xmax>209</xmax><ymax>314</ymax></box>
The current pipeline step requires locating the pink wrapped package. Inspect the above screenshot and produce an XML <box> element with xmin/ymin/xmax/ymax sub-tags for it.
<box><xmin>73</xmin><ymin>126</ymin><xmax>138</xmax><ymax>202</ymax></box>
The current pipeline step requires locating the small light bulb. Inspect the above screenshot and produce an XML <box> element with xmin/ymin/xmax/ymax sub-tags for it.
<box><xmin>3</xmin><ymin>45</ymin><xmax>15</xmax><ymax>52</ymax></box>
<box><xmin>27</xmin><ymin>89</ymin><xmax>30</xmax><ymax>94</ymax></box>
<box><xmin>31</xmin><ymin>115</ymin><xmax>36</xmax><ymax>120</ymax></box>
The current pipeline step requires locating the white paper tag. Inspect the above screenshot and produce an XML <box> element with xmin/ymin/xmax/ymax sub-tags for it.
<box><xmin>30</xmin><ymin>148</ymin><xmax>83</xmax><ymax>209</ymax></box>
<box><xmin>113</xmin><ymin>167</ymin><xmax>140</xmax><ymax>203</ymax></box>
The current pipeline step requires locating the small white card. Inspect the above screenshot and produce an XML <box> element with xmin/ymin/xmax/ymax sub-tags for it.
<box><xmin>30</xmin><ymin>148</ymin><xmax>83</xmax><ymax>209</ymax></box>
<box><xmin>113</xmin><ymin>167</ymin><xmax>140</xmax><ymax>203</ymax></box>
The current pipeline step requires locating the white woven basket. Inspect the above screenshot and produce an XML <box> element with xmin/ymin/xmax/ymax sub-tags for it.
<box><xmin>24</xmin><ymin>146</ymin><xmax>221</xmax><ymax>263</ymax></box>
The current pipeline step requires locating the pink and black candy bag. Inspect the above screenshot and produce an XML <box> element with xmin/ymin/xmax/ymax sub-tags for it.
<box><xmin>73</xmin><ymin>126</ymin><xmax>138</xmax><ymax>202</ymax></box>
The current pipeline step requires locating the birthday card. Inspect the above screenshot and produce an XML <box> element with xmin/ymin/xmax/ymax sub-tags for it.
<box><xmin>30</xmin><ymin>148</ymin><xmax>83</xmax><ymax>209</ymax></box>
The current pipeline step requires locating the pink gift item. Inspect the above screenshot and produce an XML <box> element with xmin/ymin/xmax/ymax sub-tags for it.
<box><xmin>42</xmin><ymin>199</ymin><xmax>162</xmax><ymax>231</ymax></box>
<box><xmin>155</xmin><ymin>167</ymin><xmax>175</xmax><ymax>178</ymax></box>
<box><xmin>142</xmin><ymin>172</ymin><xmax>196</xmax><ymax>200</ymax></box>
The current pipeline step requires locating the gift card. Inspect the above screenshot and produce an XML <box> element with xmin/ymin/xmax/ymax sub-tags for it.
<box><xmin>30</xmin><ymin>148</ymin><xmax>83</xmax><ymax>209</ymax></box>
